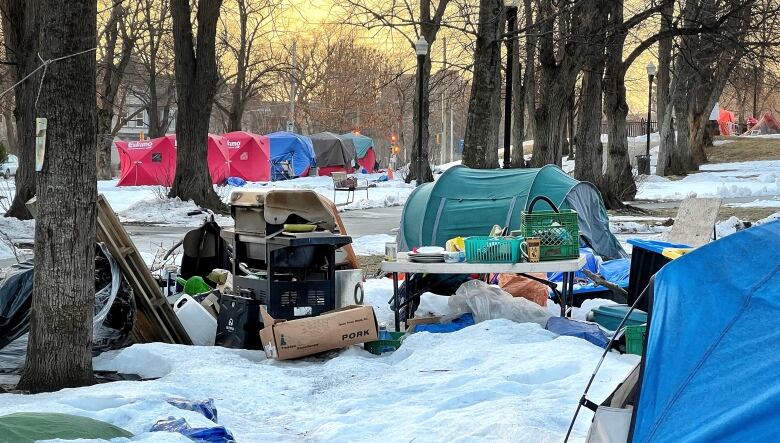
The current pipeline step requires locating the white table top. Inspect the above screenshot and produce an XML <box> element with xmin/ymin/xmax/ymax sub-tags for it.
<box><xmin>381</xmin><ymin>253</ymin><xmax>585</xmax><ymax>274</ymax></box>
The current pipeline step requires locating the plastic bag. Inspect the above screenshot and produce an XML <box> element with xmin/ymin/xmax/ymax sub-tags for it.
<box><xmin>449</xmin><ymin>280</ymin><xmax>551</xmax><ymax>327</ymax></box>
<box><xmin>150</xmin><ymin>417</ymin><xmax>235</xmax><ymax>443</ymax></box>
<box><xmin>167</xmin><ymin>398</ymin><xmax>218</xmax><ymax>423</ymax></box>
<box><xmin>0</xmin><ymin>244</ymin><xmax>134</xmax><ymax>372</ymax></box>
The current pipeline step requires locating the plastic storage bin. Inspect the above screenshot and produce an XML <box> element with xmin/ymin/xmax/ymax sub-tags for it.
<box><xmin>589</xmin><ymin>304</ymin><xmax>648</xmax><ymax>331</ymax></box>
<box><xmin>521</xmin><ymin>196</ymin><xmax>579</xmax><ymax>260</ymax></box>
<box><xmin>364</xmin><ymin>331</ymin><xmax>406</xmax><ymax>355</ymax></box>
<box><xmin>465</xmin><ymin>237</ymin><xmax>523</xmax><ymax>263</ymax></box>
<box><xmin>625</xmin><ymin>323</ymin><xmax>647</xmax><ymax>355</ymax></box>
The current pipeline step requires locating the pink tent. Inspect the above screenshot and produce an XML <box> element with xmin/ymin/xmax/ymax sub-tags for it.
<box><xmin>357</xmin><ymin>147</ymin><xmax>377</xmax><ymax>173</ymax></box>
<box><xmin>166</xmin><ymin>134</ymin><xmax>230</xmax><ymax>184</ymax></box>
<box><xmin>116</xmin><ymin>136</ymin><xmax>177</xmax><ymax>186</ymax></box>
<box><xmin>222</xmin><ymin>131</ymin><xmax>271</xmax><ymax>181</ymax></box>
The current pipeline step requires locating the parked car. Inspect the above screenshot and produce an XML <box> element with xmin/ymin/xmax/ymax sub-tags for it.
<box><xmin>1</xmin><ymin>155</ymin><xmax>18</xmax><ymax>179</ymax></box>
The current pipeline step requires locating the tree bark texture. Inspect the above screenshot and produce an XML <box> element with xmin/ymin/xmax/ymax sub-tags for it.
<box><xmin>169</xmin><ymin>0</ymin><xmax>225</xmax><ymax>211</ymax></box>
<box><xmin>2</xmin><ymin>0</ymin><xmax>39</xmax><ymax>220</ymax></box>
<box><xmin>655</xmin><ymin>0</ymin><xmax>675</xmax><ymax>176</ymax></box>
<box><xmin>574</xmin><ymin>51</ymin><xmax>605</xmax><ymax>190</ymax></box>
<box><xmin>522</xmin><ymin>0</ymin><xmax>536</xmax><ymax>142</ymax></box>
<box><xmin>511</xmin><ymin>56</ymin><xmax>526</xmax><ymax>168</ymax></box>
<box><xmin>463</xmin><ymin>0</ymin><xmax>503</xmax><ymax>169</ymax></box>
<box><xmin>602</xmin><ymin>2</ymin><xmax>636</xmax><ymax>204</ymax></box>
<box><xmin>17</xmin><ymin>0</ymin><xmax>97</xmax><ymax>393</ymax></box>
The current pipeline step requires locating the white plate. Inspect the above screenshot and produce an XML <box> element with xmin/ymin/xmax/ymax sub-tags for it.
<box><xmin>416</xmin><ymin>246</ymin><xmax>445</xmax><ymax>254</ymax></box>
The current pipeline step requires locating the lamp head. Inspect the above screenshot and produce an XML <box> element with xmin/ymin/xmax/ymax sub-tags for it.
<box><xmin>646</xmin><ymin>62</ymin><xmax>657</xmax><ymax>77</ymax></box>
<box><xmin>415</xmin><ymin>36</ymin><xmax>429</xmax><ymax>56</ymax></box>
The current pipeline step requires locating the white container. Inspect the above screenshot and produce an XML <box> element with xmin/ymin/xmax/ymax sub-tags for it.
<box><xmin>335</xmin><ymin>269</ymin><xmax>364</xmax><ymax>308</ymax></box>
<box><xmin>173</xmin><ymin>294</ymin><xmax>218</xmax><ymax>346</ymax></box>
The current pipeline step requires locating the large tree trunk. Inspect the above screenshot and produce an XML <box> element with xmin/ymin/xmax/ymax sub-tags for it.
<box><xmin>18</xmin><ymin>0</ymin><xmax>97</xmax><ymax>393</ymax></box>
<box><xmin>511</xmin><ymin>56</ymin><xmax>526</xmax><ymax>168</ymax></box>
<box><xmin>522</xmin><ymin>0</ymin><xmax>536</xmax><ymax>142</ymax></box>
<box><xmin>574</xmin><ymin>55</ymin><xmax>605</xmax><ymax>189</ymax></box>
<box><xmin>169</xmin><ymin>0</ymin><xmax>225</xmax><ymax>211</ymax></box>
<box><xmin>655</xmin><ymin>0</ymin><xmax>674</xmax><ymax>176</ymax></box>
<box><xmin>95</xmin><ymin>109</ymin><xmax>114</xmax><ymax>179</ymax></box>
<box><xmin>463</xmin><ymin>0</ymin><xmax>503</xmax><ymax>169</ymax></box>
<box><xmin>602</xmin><ymin>2</ymin><xmax>636</xmax><ymax>204</ymax></box>
<box><xmin>3</xmin><ymin>0</ymin><xmax>39</xmax><ymax>220</ymax></box>
<box><xmin>531</xmin><ymin>79</ymin><xmax>568</xmax><ymax>167</ymax></box>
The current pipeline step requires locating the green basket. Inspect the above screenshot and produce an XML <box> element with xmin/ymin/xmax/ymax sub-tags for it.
<box><xmin>521</xmin><ymin>196</ymin><xmax>579</xmax><ymax>260</ymax></box>
<box><xmin>364</xmin><ymin>331</ymin><xmax>406</xmax><ymax>355</ymax></box>
<box><xmin>625</xmin><ymin>323</ymin><xmax>647</xmax><ymax>356</ymax></box>
<box><xmin>465</xmin><ymin>236</ymin><xmax>523</xmax><ymax>263</ymax></box>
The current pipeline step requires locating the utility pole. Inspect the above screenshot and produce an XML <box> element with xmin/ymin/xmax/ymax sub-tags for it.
<box><xmin>288</xmin><ymin>41</ymin><xmax>297</xmax><ymax>133</ymax></box>
<box><xmin>450</xmin><ymin>107</ymin><xmax>454</xmax><ymax>161</ymax></box>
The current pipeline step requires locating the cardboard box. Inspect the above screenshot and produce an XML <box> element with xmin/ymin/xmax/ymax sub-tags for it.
<box><xmin>260</xmin><ymin>305</ymin><xmax>378</xmax><ymax>360</ymax></box>
<box><xmin>405</xmin><ymin>315</ymin><xmax>442</xmax><ymax>332</ymax></box>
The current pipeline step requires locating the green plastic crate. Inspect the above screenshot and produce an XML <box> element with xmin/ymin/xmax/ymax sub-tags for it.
<box><xmin>521</xmin><ymin>197</ymin><xmax>579</xmax><ymax>261</ymax></box>
<box><xmin>625</xmin><ymin>323</ymin><xmax>647</xmax><ymax>356</ymax></box>
<box><xmin>465</xmin><ymin>236</ymin><xmax>523</xmax><ymax>263</ymax></box>
<box><xmin>364</xmin><ymin>331</ymin><xmax>406</xmax><ymax>355</ymax></box>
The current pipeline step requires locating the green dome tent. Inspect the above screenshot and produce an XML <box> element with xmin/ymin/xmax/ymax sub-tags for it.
<box><xmin>400</xmin><ymin>165</ymin><xmax>626</xmax><ymax>259</ymax></box>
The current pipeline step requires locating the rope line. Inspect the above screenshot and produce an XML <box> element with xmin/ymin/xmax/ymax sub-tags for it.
<box><xmin>0</xmin><ymin>47</ymin><xmax>97</xmax><ymax>102</ymax></box>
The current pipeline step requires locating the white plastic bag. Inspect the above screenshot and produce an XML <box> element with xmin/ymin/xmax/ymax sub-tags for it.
<box><xmin>449</xmin><ymin>280</ymin><xmax>552</xmax><ymax>326</ymax></box>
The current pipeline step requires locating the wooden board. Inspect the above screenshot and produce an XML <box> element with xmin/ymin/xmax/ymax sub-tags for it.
<box><xmin>96</xmin><ymin>195</ymin><xmax>191</xmax><ymax>344</ymax></box>
<box><xmin>667</xmin><ymin>197</ymin><xmax>722</xmax><ymax>247</ymax></box>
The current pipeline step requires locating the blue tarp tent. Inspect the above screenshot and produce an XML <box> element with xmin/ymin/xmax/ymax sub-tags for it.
<box><xmin>267</xmin><ymin>131</ymin><xmax>315</xmax><ymax>180</ymax></box>
<box><xmin>584</xmin><ymin>220</ymin><xmax>780</xmax><ymax>442</ymax></box>
<box><xmin>400</xmin><ymin>165</ymin><xmax>626</xmax><ymax>259</ymax></box>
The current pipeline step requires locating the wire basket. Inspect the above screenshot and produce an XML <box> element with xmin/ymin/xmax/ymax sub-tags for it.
<box><xmin>465</xmin><ymin>236</ymin><xmax>523</xmax><ymax>263</ymax></box>
<box><xmin>521</xmin><ymin>196</ymin><xmax>579</xmax><ymax>260</ymax></box>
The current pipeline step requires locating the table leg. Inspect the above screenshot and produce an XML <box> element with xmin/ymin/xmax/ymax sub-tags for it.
<box><xmin>560</xmin><ymin>272</ymin><xmax>568</xmax><ymax>317</ymax></box>
<box><xmin>567</xmin><ymin>271</ymin><xmax>575</xmax><ymax>318</ymax></box>
<box><xmin>392</xmin><ymin>272</ymin><xmax>400</xmax><ymax>331</ymax></box>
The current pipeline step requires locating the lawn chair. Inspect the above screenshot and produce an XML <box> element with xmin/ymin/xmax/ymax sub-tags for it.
<box><xmin>332</xmin><ymin>171</ymin><xmax>369</xmax><ymax>205</ymax></box>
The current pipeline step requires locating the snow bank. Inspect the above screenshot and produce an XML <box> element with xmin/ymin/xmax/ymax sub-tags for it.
<box><xmin>0</xmin><ymin>318</ymin><xmax>636</xmax><ymax>442</ymax></box>
<box><xmin>351</xmin><ymin>234</ymin><xmax>395</xmax><ymax>256</ymax></box>
<box><xmin>715</xmin><ymin>211</ymin><xmax>780</xmax><ymax>238</ymax></box>
<box><xmin>118</xmin><ymin>198</ymin><xmax>233</xmax><ymax>227</ymax></box>
<box><xmin>0</xmin><ymin>216</ymin><xmax>35</xmax><ymax>259</ymax></box>
<box><xmin>725</xmin><ymin>198</ymin><xmax>780</xmax><ymax>208</ymax></box>
<box><xmin>637</xmin><ymin>160</ymin><xmax>780</xmax><ymax>200</ymax></box>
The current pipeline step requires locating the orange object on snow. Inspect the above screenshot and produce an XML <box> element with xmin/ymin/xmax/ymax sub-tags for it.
<box><xmin>387</xmin><ymin>168</ymin><xmax>394</xmax><ymax>180</ymax></box>
<box><xmin>718</xmin><ymin>109</ymin><xmax>737</xmax><ymax>136</ymax></box>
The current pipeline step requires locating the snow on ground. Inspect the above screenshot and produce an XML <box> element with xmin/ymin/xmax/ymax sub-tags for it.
<box><xmin>713</xmin><ymin>139</ymin><xmax>736</xmax><ymax>146</ymax></box>
<box><xmin>636</xmin><ymin>160</ymin><xmax>780</xmax><ymax>200</ymax></box>
<box><xmin>715</xmin><ymin>211</ymin><xmax>780</xmax><ymax>238</ymax></box>
<box><xmin>351</xmin><ymin>234</ymin><xmax>396</xmax><ymax>256</ymax></box>
<box><xmin>0</xmin><ymin>216</ymin><xmax>35</xmax><ymax>259</ymax></box>
<box><xmin>0</xmin><ymin>321</ymin><xmax>636</xmax><ymax>442</ymax></box>
<box><xmin>725</xmin><ymin>197</ymin><xmax>780</xmax><ymax>208</ymax></box>
<box><xmin>101</xmin><ymin>173</ymin><xmax>414</xmax><ymax>226</ymax></box>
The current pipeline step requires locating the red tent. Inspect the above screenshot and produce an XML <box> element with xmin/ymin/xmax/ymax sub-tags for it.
<box><xmin>357</xmin><ymin>147</ymin><xmax>377</xmax><ymax>173</ymax></box>
<box><xmin>166</xmin><ymin>134</ymin><xmax>230</xmax><ymax>184</ymax></box>
<box><xmin>116</xmin><ymin>136</ymin><xmax>177</xmax><ymax>186</ymax></box>
<box><xmin>718</xmin><ymin>109</ymin><xmax>737</xmax><ymax>136</ymax></box>
<box><xmin>222</xmin><ymin>131</ymin><xmax>271</xmax><ymax>181</ymax></box>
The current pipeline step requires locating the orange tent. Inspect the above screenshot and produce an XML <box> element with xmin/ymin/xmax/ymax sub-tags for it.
<box><xmin>718</xmin><ymin>109</ymin><xmax>736</xmax><ymax>136</ymax></box>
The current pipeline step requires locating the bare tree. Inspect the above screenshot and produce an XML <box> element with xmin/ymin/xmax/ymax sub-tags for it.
<box><xmin>96</xmin><ymin>3</ymin><xmax>140</xmax><ymax>179</ymax></box>
<box><xmin>215</xmin><ymin>0</ymin><xmax>286</xmax><ymax>132</ymax></box>
<box><xmin>1</xmin><ymin>0</ymin><xmax>38</xmax><ymax>219</ymax></box>
<box><xmin>18</xmin><ymin>0</ymin><xmax>97</xmax><ymax>393</ymax></box>
<box><xmin>169</xmin><ymin>0</ymin><xmax>225</xmax><ymax>211</ymax></box>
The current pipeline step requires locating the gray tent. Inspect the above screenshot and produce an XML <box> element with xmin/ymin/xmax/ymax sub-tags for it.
<box><xmin>310</xmin><ymin>132</ymin><xmax>357</xmax><ymax>168</ymax></box>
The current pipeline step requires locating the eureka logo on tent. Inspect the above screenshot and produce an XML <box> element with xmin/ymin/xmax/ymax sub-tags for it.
<box><xmin>227</xmin><ymin>141</ymin><xmax>242</xmax><ymax>148</ymax></box>
<box><xmin>128</xmin><ymin>141</ymin><xmax>153</xmax><ymax>149</ymax></box>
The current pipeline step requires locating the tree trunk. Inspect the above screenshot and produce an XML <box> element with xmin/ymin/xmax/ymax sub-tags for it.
<box><xmin>3</xmin><ymin>0</ymin><xmax>39</xmax><ymax>220</ymax></box>
<box><xmin>511</xmin><ymin>57</ymin><xmax>526</xmax><ymax>168</ymax></box>
<box><xmin>17</xmin><ymin>0</ymin><xmax>97</xmax><ymax>393</ymax></box>
<box><xmin>655</xmin><ymin>0</ymin><xmax>674</xmax><ymax>176</ymax></box>
<box><xmin>406</xmin><ymin>54</ymin><xmax>434</xmax><ymax>183</ymax></box>
<box><xmin>95</xmin><ymin>109</ymin><xmax>114</xmax><ymax>179</ymax></box>
<box><xmin>601</xmin><ymin>2</ymin><xmax>635</xmax><ymax>204</ymax></box>
<box><xmin>574</xmin><ymin>57</ymin><xmax>605</xmax><ymax>189</ymax></box>
<box><xmin>169</xmin><ymin>0</ymin><xmax>226</xmax><ymax>211</ymax></box>
<box><xmin>463</xmin><ymin>0</ymin><xmax>503</xmax><ymax>169</ymax></box>
<box><xmin>530</xmin><ymin>79</ymin><xmax>567</xmax><ymax>167</ymax></box>
<box><xmin>3</xmin><ymin>108</ymin><xmax>18</xmax><ymax>155</ymax></box>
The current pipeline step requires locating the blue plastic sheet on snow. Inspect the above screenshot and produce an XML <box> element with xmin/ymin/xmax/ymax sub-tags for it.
<box><xmin>546</xmin><ymin>317</ymin><xmax>609</xmax><ymax>348</ymax></box>
<box><xmin>631</xmin><ymin>220</ymin><xmax>780</xmax><ymax>442</ymax></box>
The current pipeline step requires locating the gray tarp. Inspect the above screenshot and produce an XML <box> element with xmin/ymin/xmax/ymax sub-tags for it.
<box><xmin>310</xmin><ymin>132</ymin><xmax>357</xmax><ymax>167</ymax></box>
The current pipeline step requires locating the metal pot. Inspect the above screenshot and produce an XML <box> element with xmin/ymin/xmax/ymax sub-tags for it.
<box><xmin>335</xmin><ymin>269</ymin><xmax>364</xmax><ymax>308</ymax></box>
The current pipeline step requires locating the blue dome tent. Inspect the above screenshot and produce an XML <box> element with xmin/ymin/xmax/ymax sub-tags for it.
<box><xmin>267</xmin><ymin>131</ymin><xmax>315</xmax><ymax>180</ymax></box>
<box><xmin>399</xmin><ymin>165</ymin><xmax>626</xmax><ymax>260</ymax></box>
<box><xmin>582</xmin><ymin>220</ymin><xmax>780</xmax><ymax>442</ymax></box>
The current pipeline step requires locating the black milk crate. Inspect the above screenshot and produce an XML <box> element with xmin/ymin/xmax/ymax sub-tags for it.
<box><xmin>267</xmin><ymin>280</ymin><xmax>335</xmax><ymax>319</ymax></box>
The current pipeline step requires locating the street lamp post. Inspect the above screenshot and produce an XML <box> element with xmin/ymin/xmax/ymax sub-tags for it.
<box><xmin>503</xmin><ymin>0</ymin><xmax>518</xmax><ymax>169</ymax></box>
<box><xmin>414</xmin><ymin>36</ymin><xmax>429</xmax><ymax>185</ymax></box>
<box><xmin>638</xmin><ymin>62</ymin><xmax>656</xmax><ymax>175</ymax></box>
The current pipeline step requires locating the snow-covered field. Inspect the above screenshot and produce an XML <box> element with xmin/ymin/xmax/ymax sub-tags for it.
<box><xmin>636</xmin><ymin>160</ymin><xmax>780</xmax><ymax>200</ymax></box>
<box><xmin>0</xmin><ymin>285</ymin><xmax>637</xmax><ymax>442</ymax></box>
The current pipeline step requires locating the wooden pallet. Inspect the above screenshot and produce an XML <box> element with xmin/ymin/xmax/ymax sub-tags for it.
<box><xmin>96</xmin><ymin>195</ymin><xmax>191</xmax><ymax>345</ymax></box>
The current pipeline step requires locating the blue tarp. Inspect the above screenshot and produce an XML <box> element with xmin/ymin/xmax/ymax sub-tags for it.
<box><xmin>631</xmin><ymin>221</ymin><xmax>780</xmax><ymax>442</ymax></box>
<box><xmin>546</xmin><ymin>317</ymin><xmax>609</xmax><ymax>348</ymax></box>
<box><xmin>627</xmin><ymin>238</ymin><xmax>690</xmax><ymax>255</ymax></box>
<box><xmin>414</xmin><ymin>313</ymin><xmax>475</xmax><ymax>334</ymax></box>
<box><xmin>267</xmin><ymin>131</ymin><xmax>315</xmax><ymax>180</ymax></box>
<box><xmin>548</xmin><ymin>248</ymin><xmax>630</xmax><ymax>295</ymax></box>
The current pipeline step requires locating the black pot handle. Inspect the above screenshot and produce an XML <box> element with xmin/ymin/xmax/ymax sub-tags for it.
<box><xmin>528</xmin><ymin>195</ymin><xmax>560</xmax><ymax>213</ymax></box>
